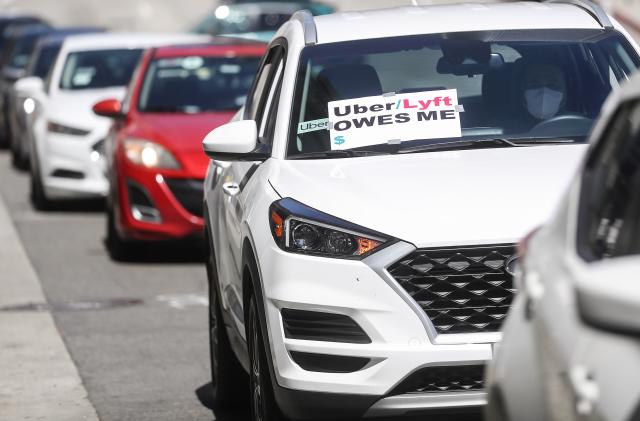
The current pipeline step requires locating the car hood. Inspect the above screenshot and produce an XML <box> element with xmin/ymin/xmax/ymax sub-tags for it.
<box><xmin>47</xmin><ymin>87</ymin><xmax>126</xmax><ymax>132</ymax></box>
<box><xmin>134</xmin><ymin>112</ymin><xmax>235</xmax><ymax>177</ymax></box>
<box><xmin>135</xmin><ymin>112</ymin><xmax>235</xmax><ymax>153</ymax></box>
<box><xmin>269</xmin><ymin>145</ymin><xmax>588</xmax><ymax>248</ymax></box>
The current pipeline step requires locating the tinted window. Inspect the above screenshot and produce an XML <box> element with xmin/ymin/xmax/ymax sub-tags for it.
<box><xmin>578</xmin><ymin>100</ymin><xmax>640</xmax><ymax>260</ymax></box>
<box><xmin>60</xmin><ymin>49</ymin><xmax>142</xmax><ymax>90</ymax></box>
<box><xmin>8</xmin><ymin>33</ymin><xmax>40</xmax><ymax>69</ymax></box>
<box><xmin>137</xmin><ymin>55</ymin><xmax>260</xmax><ymax>113</ymax></box>
<box><xmin>288</xmin><ymin>29</ymin><xmax>640</xmax><ymax>157</ymax></box>
<box><xmin>30</xmin><ymin>44</ymin><xmax>60</xmax><ymax>78</ymax></box>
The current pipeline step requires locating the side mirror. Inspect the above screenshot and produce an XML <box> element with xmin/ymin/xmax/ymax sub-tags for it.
<box><xmin>575</xmin><ymin>258</ymin><xmax>640</xmax><ymax>336</ymax></box>
<box><xmin>202</xmin><ymin>120</ymin><xmax>269</xmax><ymax>161</ymax></box>
<box><xmin>14</xmin><ymin>76</ymin><xmax>44</xmax><ymax>95</ymax></box>
<box><xmin>93</xmin><ymin>98</ymin><xmax>124</xmax><ymax>119</ymax></box>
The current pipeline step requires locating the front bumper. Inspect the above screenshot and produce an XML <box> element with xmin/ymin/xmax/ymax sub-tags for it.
<box><xmin>41</xmin><ymin>131</ymin><xmax>108</xmax><ymax>199</ymax></box>
<box><xmin>258</xmin><ymin>240</ymin><xmax>496</xmax><ymax>417</ymax></box>
<box><xmin>116</xmin><ymin>162</ymin><xmax>204</xmax><ymax>241</ymax></box>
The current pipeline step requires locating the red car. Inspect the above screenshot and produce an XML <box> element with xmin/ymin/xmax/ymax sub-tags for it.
<box><xmin>93</xmin><ymin>41</ymin><xmax>265</xmax><ymax>259</ymax></box>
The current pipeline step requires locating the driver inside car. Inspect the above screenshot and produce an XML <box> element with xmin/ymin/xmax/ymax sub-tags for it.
<box><xmin>522</xmin><ymin>62</ymin><xmax>568</xmax><ymax>121</ymax></box>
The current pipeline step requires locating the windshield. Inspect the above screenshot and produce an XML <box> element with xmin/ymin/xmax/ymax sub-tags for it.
<box><xmin>8</xmin><ymin>34</ymin><xmax>39</xmax><ymax>69</ymax></box>
<box><xmin>30</xmin><ymin>44</ymin><xmax>60</xmax><ymax>78</ymax></box>
<box><xmin>288</xmin><ymin>29</ymin><xmax>640</xmax><ymax>157</ymax></box>
<box><xmin>60</xmin><ymin>49</ymin><xmax>142</xmax><ymax>90</ymax></box>
<box><xmin>137</xmin><ymin>55</ymin><xmax>260</xmax><ymax>113</ymax></box>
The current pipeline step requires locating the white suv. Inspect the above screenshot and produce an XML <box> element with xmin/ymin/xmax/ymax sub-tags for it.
<box><xmin>202</xmin><ymin>2</ymin><xmax>640</xmax><ymax>419</ymax></box>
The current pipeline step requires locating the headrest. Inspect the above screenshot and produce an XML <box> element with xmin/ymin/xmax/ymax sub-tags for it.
<box><xmin>316</xmin><ymin>64</ymin><xmax>382</xmax><ymax>101</ymax></box>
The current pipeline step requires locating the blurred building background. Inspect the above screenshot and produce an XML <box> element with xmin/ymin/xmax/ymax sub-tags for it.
<box><xmin>0</xmin><ymin>0</ymin><xmax>407</xmax><ymax>32</ymax></box>
<box><xmin>0</xmin><ymin>0</ymin><xmax>637</xmax><ymax>37</ymax></box>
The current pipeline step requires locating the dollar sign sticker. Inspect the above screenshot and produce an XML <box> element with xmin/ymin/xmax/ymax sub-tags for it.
<box><xmin>334</xmin><ymin>136</ymin><xmax>345</xmax><ymax>145</ymax></box>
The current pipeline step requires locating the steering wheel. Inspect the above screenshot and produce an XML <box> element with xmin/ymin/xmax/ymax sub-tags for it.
<box><xmin>529</xmin><ymin>114</ymin><xmax>592</xmax><ymax>137</ymax></box>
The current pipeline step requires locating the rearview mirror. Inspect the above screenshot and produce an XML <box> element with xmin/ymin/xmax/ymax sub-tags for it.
<box><xmin>14</xmin><ymin>76</ymin><xmax>44</xmax><ymax>95</ymax></box>
<box><xmin>93</xmin><ymin>98</ymin><xmax>124</xmax><ymax>119</ymax></box>
<box><xmin>202</xmin><ymin>120</ymin><xmax>269</xmax><ymax>161</ymax></box>
<box><xmin>437</xmin><ymin>53</ymin><xmax>505</xmax><ymax>76</ymax></box>
<box><xmin>575</xmin><ymin>257</ymin><xmax>640</xmax><ymax>336</ymax></box>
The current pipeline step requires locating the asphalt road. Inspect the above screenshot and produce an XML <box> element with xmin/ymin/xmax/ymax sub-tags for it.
<box><xmin>0</xmin><ymin>151</ymin><xmax>482</xmax><ymax>421</ymax></box>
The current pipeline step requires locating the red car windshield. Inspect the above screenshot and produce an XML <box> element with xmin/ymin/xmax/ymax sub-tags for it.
<box><xmin>137</xmin><ymin>55</ymin><xmax>260</xmax><ymax>113</ymax></box>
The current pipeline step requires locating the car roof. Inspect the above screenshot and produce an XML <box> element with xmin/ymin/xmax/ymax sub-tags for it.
<box><xmin>7</xmin><ymin>23</ymin><xmax>51</xmax><ymax>37</ymax></box>
<box><xmin>61</xmin><ymin>32</ymin><xmax>211</xmax><ymax>52</ymax></box>
<box><xmin>37</xmin><ymin>28</ymin><xmax>105</xmax><ymax>47</ymax></box>
<box><xmin>153</xmin><ymin>40</ymin><xmax>266</xmax><ymax>58</ymax></box>
<box><xmin>312</xmin><ymin>2</ymin><xmax>602</xmax><ymax>44</ymax></box>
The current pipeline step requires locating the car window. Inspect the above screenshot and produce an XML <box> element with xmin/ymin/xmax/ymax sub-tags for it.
<box><xmin>287</xmin><ymin>29</ymin><xmax>640</xmax><ymax>157</ymax></box>
<box><xmin>245</xmin><ymin>44</ymin><xmax>285</xmax><ymax>138</ymax></box>
<box><xmin>577</xmin><ymin>100</ymin><xmax>640</xmax><ymax>261</ymax></box>
<box><xmin>8</xmin><ymin>34</ymin><xmax>39</xmax><ymax>69</ymax></box>
<box><xmin>28</xmin><ymin>44</ymin><xmax>60</xmax><ymax>79</ymax></box>
<box><xmin>258</xmin><ymin>58</ymin><xmax>283</xmax><ymax>143</ymax></box>
<box><xmin>137</xmin><ymin>55</ymin><xmax>260</xmax><ymax>113</ymax></box>
<box><xmin>59</xmin><ymin>49</ymin><xmax>143</xmax><ymax>90</ymax></box>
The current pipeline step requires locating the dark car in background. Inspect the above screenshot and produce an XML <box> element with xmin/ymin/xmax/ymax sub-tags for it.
<box><xmin>9</xmin><ymin>27</ymin><xmax>103</xmax><ymax>169</ymax></box>
<box><xmin>191</xmin><ymin>1</ymin><xmax>334</xmax><ymax>42</ymax></box>
<box><xmin>0</xmin><ymin>15</ymin><xmax>47</xmax><ymax>148</ymax></box>
<box><xmin>0</xmin><ymin>23</ymin><xmax>52</xmax><ymax>149</ymax></box>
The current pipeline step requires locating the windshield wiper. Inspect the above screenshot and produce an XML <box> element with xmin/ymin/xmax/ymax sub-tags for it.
<box><xmin>288</xmin><ymin>149</ymin><xmax>389</xmax><ymax>160</ymax></box>
<box><xmin>397</xmin><ymin>138</ymin><xmax>523</xmax><ymax>155</ymax></box>
<box><xmin>143</xmin><ymin>106</ymin><xmax>184</xmax><ymax>113</ymax></box>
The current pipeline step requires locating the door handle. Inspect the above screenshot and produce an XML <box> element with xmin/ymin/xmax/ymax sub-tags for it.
<box><xmin>222</xmin><ymin>182</ymin><xmax>240</xmax><ymax>196</ymax></box>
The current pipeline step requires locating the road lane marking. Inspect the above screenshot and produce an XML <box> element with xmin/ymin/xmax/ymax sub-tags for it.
<box><xmin>156</xmin><ymin>293</ymin><xmax>208</xmax><ymax>309</ymax></box>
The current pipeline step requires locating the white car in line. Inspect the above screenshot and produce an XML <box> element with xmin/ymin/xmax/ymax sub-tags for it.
<box><xmin>201</xmin><ymin>2</ymin><xmax>640</xmax><ymax>420</ymax></box>
<box><xmin>485</xmin><ymin>72</ymin><xmax>640</xmax><ymax>421</ymax></box>
<box><xmin>29</xmin><ymin>32</ymin><xmax>209</xmax><ymax>210</ymax></box>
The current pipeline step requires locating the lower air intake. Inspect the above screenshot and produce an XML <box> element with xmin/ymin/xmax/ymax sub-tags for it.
<box><xmin>281</xmin><ymin>308</ymin><xmax>371</xmax><ymax>344</ymax></box>
<box><xmin>389</xmin><ymin>364</ymin><xmax>485</xmax><ymax>395</ymax></box>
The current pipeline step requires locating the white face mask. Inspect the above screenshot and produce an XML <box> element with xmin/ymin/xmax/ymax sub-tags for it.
<box><xmin>524</xmin><ymin>87</ymin><xmax>563</xmax><ymax>120</ymax></box>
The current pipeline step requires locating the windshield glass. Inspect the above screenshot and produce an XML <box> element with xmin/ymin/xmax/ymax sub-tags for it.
<box><xmin>8</xmin><ymin>34</ymin><xmax>39</xmax><ymax>69</ymax></box>
<box><xmin>30</xmin><ymin>44</ymin><xmax>60</xmax><ymax>78</ymax></box>
<box><xmin>137</xmin><ymin>55</ymin><xmax>260</xmax><ymax>113</ymax></box>
<box><xmin>288</xmin><ymin>29</ymin><xmax>640</xmax><ymax>157</ymax></box>
<box><xmin>60</xmin><ymin>49</ymin><xmax>142</xmax><ymax>90</ymax></box>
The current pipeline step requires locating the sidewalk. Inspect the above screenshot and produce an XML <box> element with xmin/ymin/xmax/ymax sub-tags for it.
<box><xmin>0</xmin><ymin>192</ymin><xmax>99</xmax><ymax>420</ymax></box>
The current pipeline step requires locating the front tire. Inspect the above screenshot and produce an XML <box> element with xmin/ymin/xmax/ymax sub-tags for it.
<box><xmin>247</xmin><ymin>294</ymin><xmax>286</xmax><ymax>421</ymax></box>
<box><xmin>106</xmin><ymin>206</ymin><xmax>135</xmax><ymax>261</ymax></box>
<box><xmin>30</xmin><ymin>158</ymin><xmax>53</xmax><ymax>211</ymax></box>
<box><xmin>206</xmin><ymin>233</ymin><xmax>247</xmax><ymax>408</ymax></box>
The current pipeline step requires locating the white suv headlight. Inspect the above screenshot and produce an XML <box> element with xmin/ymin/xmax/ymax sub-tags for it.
<box><xmin>123</xmin><ymin>139</ymin><xmax>180</xmax><ymax>169</ymax></box>
<box><xmin>269</xmin><ymin>198</ymin><xmax>393</xmax><ymax>259</ymax></box>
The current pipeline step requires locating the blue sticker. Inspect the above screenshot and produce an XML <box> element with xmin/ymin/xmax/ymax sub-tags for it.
<box><xmin>334</xmin><ymin>136</ymin><xmax>345</xmax><ymax>146</ymax></box>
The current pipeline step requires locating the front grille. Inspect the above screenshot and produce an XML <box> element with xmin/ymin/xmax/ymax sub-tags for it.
<box><xmin>389</xmin><ymin>364</ymin><xmax>485</xmax><ymax>395</ymax></box>
<box><xmin>51</xmin><ymin>169</ymin><xmax>85</xmax><ymax>179</ymax></box>
<box><xmin>388</xmin><ymin>245</ymin><xmax>516</xmax><ymax>334</ymax></box>
<box><xmin>165</xmin><ymin>178</ymin><xmax>204</xmax><ymax>218</ymax></box>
